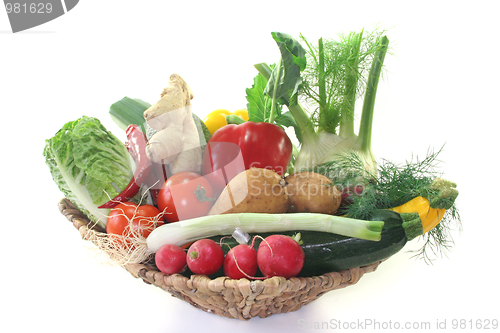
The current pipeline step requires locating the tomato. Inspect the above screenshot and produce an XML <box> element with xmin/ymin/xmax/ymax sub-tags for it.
<box><xmin>157</xmin><ymin>172</ymin><xmax>215</xmax><ymax>223</ymax></box>
<box><xmin>106</xmin><ymin>202</ymin><xmax>163</xmax><ymax>247</ymax></box>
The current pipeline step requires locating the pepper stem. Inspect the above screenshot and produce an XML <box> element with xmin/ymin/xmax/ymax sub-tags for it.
<box><xmin>400</xmin><ymin>212</ymin><xmax>424</xmax><ymax>241</ymax></box>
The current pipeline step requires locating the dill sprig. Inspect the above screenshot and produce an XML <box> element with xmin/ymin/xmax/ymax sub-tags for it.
<box><xmin>412</xmin><ymin>197</ymin><xmax>462</xmax><ymax>264</ymax></box>
<box><xmin>312</xmin><ymin>147</ymin><xmax>461</xmax><ymax>263</ymax></box>
<box><xmin>374</xmin><ymin>148</ymin><xmax>443</xmax><ymax>208</ymax></box>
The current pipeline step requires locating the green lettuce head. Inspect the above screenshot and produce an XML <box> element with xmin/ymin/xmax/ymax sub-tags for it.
<box><xmin>44</xmin><ymin>116</ymin><xmax>133</xmax><ymax>228</ymax></box>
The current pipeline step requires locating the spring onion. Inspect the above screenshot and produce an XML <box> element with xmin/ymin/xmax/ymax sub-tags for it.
<box><xmin>146</xmin><ymin>212</ymin><xmax>384</xmax><ymax>252</ymax></box>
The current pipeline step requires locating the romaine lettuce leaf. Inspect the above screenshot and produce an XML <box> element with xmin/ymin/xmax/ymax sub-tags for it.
<box><xmin>44</xmin><ymin>116</ymin><xmax>133</xmax><ymax>228</ymax></box>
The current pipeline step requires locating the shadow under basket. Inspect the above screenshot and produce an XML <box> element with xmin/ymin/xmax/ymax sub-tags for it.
<box><xmin>58</xmin><ymin>198</ymin><xmax>383</xmax><ymax>320</ymax></box>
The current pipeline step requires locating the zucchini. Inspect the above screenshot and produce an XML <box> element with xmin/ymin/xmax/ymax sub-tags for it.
<box><xmin>208</xmin><ymin>210</ymin><xmax>410</xmax><ymax>277</ymax></box>
<box><xmin>296</xmin><ymin>210</ymin><xmax>407</xmax><ymax>275</ymax></box>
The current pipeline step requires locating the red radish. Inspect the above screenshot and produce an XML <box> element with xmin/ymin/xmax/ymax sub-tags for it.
<box><xmin>187</xmin><ymin>239</ymin><xmax>224</xmax><ymax>275</ymax></box>
<box><xmin>155</xmin><ymin>244</ymin><xmax>187</xmax><ymax>274</ymax></box>
<box><xmin>223</xmin><ymin>244</ymin><xmax>258</xmax><ymax>280</ymax></box>
<box><xmin>257</xmin><ymin>234</ymin><xmax>305</xmax><ymax>279</ymax></box>
<box><xmin>339</xmin><ymin>185</ymin><xmax>365</xmax><ymax>210</ymax></box>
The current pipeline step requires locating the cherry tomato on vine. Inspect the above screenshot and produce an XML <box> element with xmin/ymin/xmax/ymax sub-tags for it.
<box><xmin>157</xmin><ymin>172</ymin><xmax>215</xmax><ymax>223</ymax></box>
<box><xmin>106</xmin><ymin>202</ymin><xmax>163</xmax><ymax>247</ymax></box>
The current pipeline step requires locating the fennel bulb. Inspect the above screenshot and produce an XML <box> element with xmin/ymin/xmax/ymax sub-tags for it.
<box><xmin>250</xmin><ymin>30</ymin><xmax>389</xmax><ymax>177</ymax></box>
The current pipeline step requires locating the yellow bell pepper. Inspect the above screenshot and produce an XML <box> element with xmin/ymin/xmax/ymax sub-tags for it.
<box><xmin>232</xmin><ymin>109</ymin><xmax>249</xmax><ymax>121</ymax></box>
<box><xmin>390</xmin><ymin>196</ymin><xmax>446</xmax><ymax>233</ymax></box>
<box><xmin>203</xmin><ymin>109</ymin><xmax>249</xmax><ymax>135</ymax></box>
<box><xmin>390</xmin><ymin>178</ymin><xmax>457</xmax><ymax>233</ymax></box>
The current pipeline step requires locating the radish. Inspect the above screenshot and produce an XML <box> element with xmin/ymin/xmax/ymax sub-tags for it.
<box><xmin>257</xmin><ymin>234</ymin><xmax>305</xmax><ymax>279</ymax></box>
<box><xmin>223</xmin><ymin>244</ymin><xmax>258</xmax><ymax>280</ymax></box>
<box><xmin>186</xmin><ymin>239</ymin><xmax>224</xmax><ymax>275</ymax></box>
<box><xmin>339</xmin><ymin>185</ymin><xmax>365</xmax><ymax>211</ymax></box>
<box><xmin>155</xmin><ymin>244</ymin><xmax>187</xmax><ymax>275</ymax></box>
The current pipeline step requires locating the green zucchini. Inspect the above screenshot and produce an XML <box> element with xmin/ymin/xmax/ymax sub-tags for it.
<box><xmin>208</xmin><ymin>210</ymin><xmax>412</xmax><ymax>277</ymax></box>
<box><xmin>296</xmin><ymin>210</ymin><xmax>407</xmax><ymax>275</ymax></box>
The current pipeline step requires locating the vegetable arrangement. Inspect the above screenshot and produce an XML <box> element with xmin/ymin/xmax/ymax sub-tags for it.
<box><xmin>45</xmin><ymin>29</ymin><xmax>460</xmax><ymax>286</ymax></box>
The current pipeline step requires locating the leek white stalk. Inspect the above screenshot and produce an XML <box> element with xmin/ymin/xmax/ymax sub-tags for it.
<box><xmin>146</xmin><ymin>213</ymin><xmax>384</xmax><ymax>252</ymax></box>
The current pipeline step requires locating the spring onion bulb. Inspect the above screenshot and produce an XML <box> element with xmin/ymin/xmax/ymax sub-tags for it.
<box><xmin>146</xmin><ymin>213</ymin><xmax>384</xmax><ymax>252</ymax></box>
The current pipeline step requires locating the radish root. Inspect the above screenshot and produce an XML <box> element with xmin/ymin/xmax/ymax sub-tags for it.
<box><xmin>225</xmin><ymin>235</ymin><xmax>269</xmax><ymax>280</ymax></box>
<box><xmin>230</xmin><ymin>249</ymin><xmax>264</xmax><ymax>280</ymax></box>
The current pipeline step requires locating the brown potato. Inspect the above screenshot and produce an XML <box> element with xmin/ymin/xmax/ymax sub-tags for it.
<box><xmin>208</xmin><ymin>167</ymin><xmax>289</xmax><ymax>215</ymax></box>
<box><xmin>285</xmin><ymin>171</ymin><xmax>341</xmax><ymax>214</ymax></box>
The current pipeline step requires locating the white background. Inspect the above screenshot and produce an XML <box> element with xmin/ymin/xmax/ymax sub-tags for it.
<box><xmin>1</xmin><ymin>1</ymin><xmax>499</xmax><ymax>332</ymax></box>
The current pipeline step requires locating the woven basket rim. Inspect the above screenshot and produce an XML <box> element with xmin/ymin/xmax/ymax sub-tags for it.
<box><xmin>58</xmin><ymin>197</ymin><xmax>383</xmax><ymax>320</ymax></box>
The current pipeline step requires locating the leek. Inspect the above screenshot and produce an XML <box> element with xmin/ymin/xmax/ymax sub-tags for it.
<box><xmin>109</xmin><ymin>97</ymin><xmax>150</xmax><ymax>133</ymax></box>
<box><xmin>146</xmin><ymin>212</ymin><xmax>384</xmax><ymax>252</ymax></box>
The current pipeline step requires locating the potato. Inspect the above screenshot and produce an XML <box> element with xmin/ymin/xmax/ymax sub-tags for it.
<box><xmin>208</xmin><ymin>167</ymin><xmax>289</xmax><ymax>215</ymax></box>
<box><xmin>285</xmin><ymin>171</ymin><xmax>341</xmax><ymax>214</ymax></box>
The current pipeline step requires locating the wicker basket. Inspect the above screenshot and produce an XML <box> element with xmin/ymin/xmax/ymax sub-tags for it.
<box><xmin>58</xmin><ymin>198</ymin><xmax>382</xmax><ymax>320</ymax></box>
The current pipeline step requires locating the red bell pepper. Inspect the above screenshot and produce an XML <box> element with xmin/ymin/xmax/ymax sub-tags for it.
<box><xmin>202</xmin><ymin>122</ymin><xmax>293</xmax><ymax>195</ymax></box>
